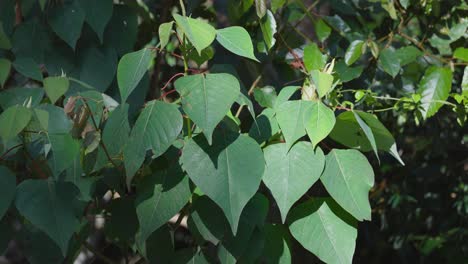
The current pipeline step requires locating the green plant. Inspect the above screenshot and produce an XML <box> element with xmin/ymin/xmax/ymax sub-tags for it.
<box><xmin>0</xmin><ymin>0</ymin><xmax>466</xmax><ymax>263</ymax></box>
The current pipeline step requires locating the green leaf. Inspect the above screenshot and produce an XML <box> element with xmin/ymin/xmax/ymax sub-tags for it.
<box><xmin>216</xmin><ymin>26</ymin><xmax>258</xmax><ymax>61</ymax></box>
<box><xmin>395</xmin><ymin>46</ymin><xmax>422</xmax><ymax>66</ymax></box>
<box><xmin>259</xmin><ymin>10</ymin><xmax>277</xmax><ymax>51</ymax></box>
<box><xmin>417</xmin><ymin>67</ymin><xmax>452</xmax><ymax>119</ymax></box>
<box><xmin>43</xmin><ymin>77</ymin><xmax>69</xmax><ymax>104</ymax></box>
<box><xmin>345</xmin><ymin>40</ymin><xmax>364</xmax><ymax>65</ymax></box>
<box><xmin>80</xmin><ymin>0</ymin><xmax>113</xmax><ymax>42</ymax></box>
<box><xmin>320</xmin><ymin>149</ymin><xmax>374</xmax><ymax>221</ymax></box>
<box><xmin>353</xmin><ymin>111</ymin><xmax>379</xmax><ymax>162</ymax></box>
<box><xmin>253</xmin><ymin>86</ymin><xmax>277</xmax><ymax>108</ymax></box>
<box><xmin>158</xmin><ymin>21</ymin><xmax>174</xmax><ymax>50</ymax></box>
<box><xmin>378</xmin><ymin>49</ymin><xmax>400</xmax><ymax>78</ymax></box>
<box><xmin>11</xmin><ymin>19</ymin><xmax>49</xmax><ymax>63</ymax></box>
<box><xmin>175</xmin><ymin>73</ymin><xmax>240</xmax><ymax>145</ymax></box>
<box><xmin>0</xmin><ymin>23</ymin><xmax>11</xmax><ymax>49</ymax></box>
<box><xmin>188</xmin><ymin>195</ymin><xmax>229</xmax><ymax>245</ymax></box>
<box><xmin>104</xmin><ymin>6</ymin><xmax>138</xmax><ymax>56</ymax></box>
<box><xmin>117</xmin><ymin>48</ymin><xmax>153</xmax><ymax>103</ymax></box>
<box><xmin>136</xmin><ymin>165</ymin><xmax>191</xmax><ymax>243</ymax></box>
<box><xmin>271</xmin><ymin>0</ymin><xmax>287</xmax><ymax>13</ymax></box>
<box><xmin>0</xmin><ymin>105</ymin><xmax>32</xmax><ymax>141</ymax></box>
<box><xmin>15</xmin><ymin>179</ymin><xmax>81</xmax><ymax>255</ymax></box>
<box><xmin>330</xmin><ymin>111</ymin><xmax>404</xmax><ymax>165</ymax></box>
<box><xmin>0</xmin><ymin>166</ymin><xmax>15</xmax><ymax>219</ymax></box>
<box><xmin>315</xmin><ymin>19</ymin><xmax>331</xmax><ymax>42</ymax></box>
<box><xmin>36</xmin><ymin>104</ymin><xmax>72</xmax><ymax>134</ymax></box>
<box><xmin>303</xmin><ymin>101</ymin><xmax>336</xmax><ymax>148</ymax></box>
<box><xmin>289</xmin><ymin>198</ymin><xmax>357</xmax><ymax>264</ymax></box>
<box><xmin>263</xmin><ymin>142</ymin><xmax>325</xmax><ymax>222</ymax></box>
<box><xmin>335</xmin><ymin>60</ymin><xmax>363</xmax><ymax>82</ymax></box>
<box><xmin>276</xmin><ymin>100</ymin><xmax>309</xmax><ymax>149</ymax></box>
<box><xmin>463</xmin><ymin>67</ymin><xmax>468</xmax><ymax>94</ymax></box>
<box><xmin>173</xmin><ymin>14</ymin><xmax>216</xmax><ymax>54</ymax></box>
<box><xmin>303</xmin><ymin>43</ymin><xmax>327</xmax><ymax>72</ymax></box>
<box><xmin>0</xmin><ymin>87</ymin><xmax>44</xmax><ymax>110</ymax></box>
<box><xmin>249</xmin><ymin>108</ymin><xmax>280</xmax><ymax>144</ymax></box>
<box><xmin>77</xmin><ymin>46</ymin><xmax>117</xmax><ymax>92</ymax></box>
<box><xmin>180</xmin><ymin>129</ymin><xmax>265</xmax><ymax>234</ymax></box>
<box><xmin>48</xmin><ymin>0</ymin><xmax>85</xmax><ymax>49</ymax></box>
<box><xmin>47</xmin><ymin>133</ymin><xmax>80</xmax><ymax>176</ymax></box>
<box><xmin>274</xmin><ymin>86</ymin><xmax>299</xmax><ymax>111</ymax></box>
<box><xmin>0</xmin><ymin>58</ymin><xmax>11</xmax><ymax>87</ymax></box>
<box><xmin>94</xmin><ymin>104</ymin><xmax>130</xmax><ymax>171</ymax></box>
<box><xmin>124</xmin><ymin>101</ymin><xmax>183</xmax><ymax>185</ymax></box>
<box><xmin>255</xmin><ymin>0</ymin><xmax>267</xmax><ymax>18</ymax></box>
<box><xmin>262</xmin><ymin>224</ymin><xmax>292</xmax><ymax>264</ymax></box>
<box><xmin>13</xmin><ymin>57</ymin><xmax>43</xmax><ymax>81</ymax></box>
<box><xmin>310</xmin><ymin>70</ymin><xmax>334</xmax><ymax>98</ymax></box>
<box><xmin>454</xmin><ymin>47</ymin><xmax>468</xmax><ymax>62</ymax></box>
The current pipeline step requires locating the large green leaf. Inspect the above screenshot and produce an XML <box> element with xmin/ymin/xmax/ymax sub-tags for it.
<box><xmin>80</xmin><ymin>0</ymin><xmax>113</xmax><ymax>42</ymax></box>
<box><xmin>378</xmin><ymin>49</ymin><xmax>400</xmax><ymax>78</ymax></box>
<box><xmin>15</xmin><ymin>179</ymin><xmax>81</xmax><ymax>255</ymax></box>
<box><xmin>180</xmin><ymin>129</ymin><xmax>265</xmax><ymax>234</ymax></box>
<box><xmin>289</xmin><ymin>198</ymin><xmax>357</xmax><ymax>264</ymax></box>
<box><xmin>304</xmin><ymin>43</ymin><xmax>327</xmax><ymax>72</ymax></box>
<box><xmin>43</xmin><ymin>76</ymin><xmax>69</xmax><ymax>104</ymax></box>
<box><xmin>454</xmin><ymin>47</ymin><xmax>468</xmax><ymax>62</ymax></box>
<box><xmin>315</xmin><ymin>18</ymin><xmax>331</xmax><ymax>42</ymax></box>
<box><xmin>417</xmin><ymin>67</ymin><xmax>453</xmax><ymax>119</ymax></box>
<box><xmin>395</xmin><ymin>46</ymin><xmax>422</xmax><ymax>66</ymax></box>
<box><xmin>124</xmin><ymin>101</ymin><xmax>183</xmax><ymax>184</ymax></box>
<box><xmin>216</xmin><ymin>26</ymin><xmax>258</xmax><ymax>61</ymax></box>
<box><xmin>47</xmin><ymin>133</ymin><xmax>80</xmax><ymax>176</ymax></box>
<box><xmin>48</xmin><ymin>0</ymin><xmax>85</xmax><ymax>49</ymax></box>
<box><xmin>11</xmin><ymin>19</ymin><xmax>49</xmax><ymax>63</ymax></box>
<box><xmin>135</xmin><ymin>165</ymin><xmax>191</xmax><ymax>243</ymax></box>
<box><xmin>320</xmin><ymin>149</ymin><xmax>374</xmax><ymax>221</ymax></box>
<box><xmin>117</xmin><ymin>48</ymin><xmax>153</xmax><ymax>102</ymax></box>
<box><xmin>173</xmin><ymin>14</ymin><xmax>216</xmax><ymax>54</ymax></box>
<box><xmin>175</xmin><ymin>73</ymin><xmax>240</xmax><ymax>145</ymax></box>
<box><xmin>77</xmin><ymin>46</ymin><xmax>117</xmax><ymax>92</ymax></box>
<box><xmin>344</xmin><ymin>40</ymin><xmax>364</xmax><ymax>65</ymax></box>
<box><xmin>0</xmin><ymin>58</ymin><xmax>11</xmax><ymax>87</ymax></box>
<box><xmin>303</xmin><ymin>101</ymin><xmax>336</xmax><ymax>148</ymax></box>
<box><xmin>13</xmin><ymin>57</ymin><xmax>43</xmax><ymax>81</ymax></box>
<box><xmin>0</xmin><ymin>105</ymin><xmax>32</xmax><ymax>141</ymax></box>
<box><xmin>263</xmin><ymin>142</ymin><xmax>325</xmax><ymax>222</ymax></box>
<box><xmin>0</xmin><ymin>166</ymin><xmax>15</xmax><ymax>219</ymax></box>
<box><xmin>276</xmin><ymin>100</ymin><xmax>309</xmax><ymax>149</ymax></box>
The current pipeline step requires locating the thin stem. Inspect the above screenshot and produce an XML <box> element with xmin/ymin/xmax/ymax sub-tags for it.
<box><xmin>186</xmin><ymin>118</ymin><xmax>192</xmax><ymax>138</ymax></box>
<box><xmin>161</xmin><ymin>72</ymin><xmax>184</xmax><ymax>91</ymax></box>
<box><xmin>79</xmin><ymin>97</ymin><xmax>121</xmax><ymax>170</ymax></box>
<box><xmin>370</xmin><ymin>106</ymin><xmax>395</xmax><ymax>112</ymax></box>
<box><xmin>235</xmin><ymin>75</ymin><xmax>262</xmax><ymax>118</ymax></box>
<box><xmin>0</xmin><ymin>143</ymin><xmax>23</xmax><ymax>160</ymax></box>
<box><xmin>179</xmin><ymin>0</ymin><xmax>186</xmax><ymax>16</ymax></box>
<box><xmin>69</xmin><ymin>77</ymin><xmax>95</xmax><ymax>90</ymax></box>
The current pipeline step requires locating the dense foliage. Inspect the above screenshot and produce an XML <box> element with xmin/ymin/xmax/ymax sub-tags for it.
<box><xmin>0</xmin><ymin>0</ymin><xmax>467</xmax><ymax>263</ymax></box>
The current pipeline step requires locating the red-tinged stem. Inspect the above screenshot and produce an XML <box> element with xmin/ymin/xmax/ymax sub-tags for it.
<box><xmin>161</xmin><ymin>72</ymin><xmax>185</xmax><ymax>91</ymax></box>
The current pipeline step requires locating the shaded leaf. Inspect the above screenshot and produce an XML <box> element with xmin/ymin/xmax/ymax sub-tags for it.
<box><xmin>80</xmin><ymin>0</ymin><xmax>113</xmax><ymax>42</ymax></box>
<box><xmin>13</xmin><ymin>57</ymin><xmax>43</xmax><ymax>81</ymax></box>
<box><xmin>0</xmin><ymin>166</ymin><xmax>15</xmax><ymax>219</ymax></box>
<box><xmin>48</xmin><ymin>1</ymin><xmax>85</xmax><ymax>49</ymax></box>
<box><xmin>378</xmin><ymin>49</ymin><xmax>400</xmax><ymax>78</ymax></box>
<box><xmin>417</xmin><ymin>67</ymin><xmax>452</xmax><ymax>118</ymax></box>
<box><xmin>0</xmin><ymin>58</ymin><xmax>11</xmax><ymax>87</ymax></box>
<box><xmin>345</xmin><ymin>40</ymin><xmax>364</xmax><ymax>65</ymax></box>
<box><xmin>0</xmin><ymin>105</ymin><xmax>32</xmax><ymax>141</ymax></box>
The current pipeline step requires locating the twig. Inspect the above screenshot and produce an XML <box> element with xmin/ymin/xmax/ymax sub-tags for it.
<box><xmin>81</xmin><ymin>239</ymin><xmax>116</xmax><ymax>264</ymax></box>
<box><xmin>235</xmin><ymin>75</ymin><xmax>262</xmax><ymax>118</ymax></box>
<box><xmin>0</xmin><ymin>143</ymin><xmax>23</xmax><ymax>160</ymax></box>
